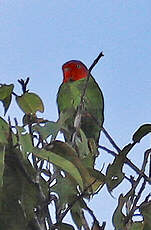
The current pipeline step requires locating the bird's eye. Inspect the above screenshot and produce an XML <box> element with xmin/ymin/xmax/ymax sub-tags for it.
<box><xmin>64</xmin><ymin>67</ymin><xmax>71</xmax><ymax>72</ymax></box>
<box><xmin>76</xmin><ymin>64</ymin><xmax>81</xmax><ymax>69</ymax></box>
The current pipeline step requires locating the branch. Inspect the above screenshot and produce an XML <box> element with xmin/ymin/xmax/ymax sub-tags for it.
<box><xmin>18</xmin><ymin>77</ymin><xmax>30</xmax><ymax>94</ymax></box>
<box><xmin>72</xmin><ymin>51</ymin><xmax>104</xmax><ymax>143</ymax></box>
<box><xmin>102</xmin><ymin>127</ymin><xmax>121</xmax><ymax>153</ymax></box>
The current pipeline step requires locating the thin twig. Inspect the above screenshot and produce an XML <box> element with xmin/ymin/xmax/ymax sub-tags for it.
<box><xmin>18</xmin><ymin>77</ymin><xmax>30</xmax><ymax>94</ymax></box>
<box><xmin>102</xmin><ymin>127</ymin><xmax>121</xmax><ymax>153</ymax></box>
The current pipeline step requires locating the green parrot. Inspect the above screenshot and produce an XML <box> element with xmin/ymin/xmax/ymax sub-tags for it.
<box><xmin>57</xmin><ymin>60</ymin><xmax>104</xmax><ymax>146</ymax></box>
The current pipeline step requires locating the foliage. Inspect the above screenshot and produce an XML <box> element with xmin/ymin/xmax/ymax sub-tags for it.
<box><xmin>0</xmin><ymin>75</ymin><xmax>151</xmax><ymax>230</ymax></box>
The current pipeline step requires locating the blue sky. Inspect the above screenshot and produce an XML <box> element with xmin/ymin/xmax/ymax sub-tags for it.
<box><xmin>0</xmin><ymin>1</ymin><xmax>151</xmax><ymax>229</ymax></box>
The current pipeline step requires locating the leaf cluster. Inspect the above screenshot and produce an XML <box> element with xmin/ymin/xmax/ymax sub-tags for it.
<box><xmin>0</xmin><ymin>76</ymin><xmax>151</xmax><ymax>230</ymax></box>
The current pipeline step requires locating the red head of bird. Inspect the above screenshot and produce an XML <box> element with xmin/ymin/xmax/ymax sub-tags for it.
<box><xmin>62</xmin><ymin>60</ymin><xmax>89</xmax><ymax>83</ymax></box>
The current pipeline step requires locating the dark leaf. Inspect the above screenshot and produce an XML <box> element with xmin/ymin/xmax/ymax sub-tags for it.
<box><xmin>71</xmin><ymin>203</ymin><xmax>83</xmax><ymax>230</ymax></box>
<box><xmin>106</xmin><ymin>144</ymin><xmax>133</xmax><ymax>192</ymax></box>
<box><xmin>0</xmin><ymin>117</ymin><xmax>9</xmax><ymax>144</ymax></box>
<box><xmin>112</xmin><ymin>194</ymin><xmax>126</xmax><ymax>230</ymax></box>
<box><xmin>2</xmin><ymin>95</ymin><xmax>12</xmax><ymax>115</ymax></box>
<box><xmin>0</xmin><ymin>145</ymin><xmax>5</xmax><ymax>188</ymax></box>
<box><xmin>130</xmin><ymin>222</ymin><xmax>144</xmax><ymax>230</ymax></box>
<box><xmin>0</xmin><ymin>84</ymin><xmax>14</xmax><ymax>114</ymax></box>
<box><xmin>51</xmin><ymin>174</ymin><xmax>78</xmax><ymax>208</ymax></box>
<box><xmin>54</xmin><ymin>223</ymin><xmax>75</xmax><ymax>230</ymax></box>
<box><xmin>140</xmin><ymin>200</ymin><xmax>151</xmax><ymax>230</ymax></box>
<box><xmin>132</xmin><ymin>124</ymin><xmax>151</xmax><ymax>143</ymax></box>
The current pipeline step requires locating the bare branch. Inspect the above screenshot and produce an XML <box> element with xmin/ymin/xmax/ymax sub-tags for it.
<box><xmin>102</xmin><ymin>127</ymin><xmax>121</xmax><ymax>153</ymax></box>
<box><xmin>18</xmin><ymin>77</ymin><xmax>30</xmax><ymax>94</ymax></box>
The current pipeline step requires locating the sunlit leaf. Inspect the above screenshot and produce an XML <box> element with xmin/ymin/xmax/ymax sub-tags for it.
<box><xmin>132</xmin><ymin>124</ymin><xmax>151</xmax><ymax>143</ymax></box>
<box><xmin>0</xmin><ymin>84</ymin><xmax>14</xmax><ymax>100</ymax></box>
<box><xmin>16</xmin><ymin>92</ymin><xmax>44</xmax><ymax>114</ymax></box>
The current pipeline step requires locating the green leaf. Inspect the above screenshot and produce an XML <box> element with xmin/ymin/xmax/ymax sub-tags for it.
<box><xmin>0</xmin><ymin>84</ymin><xmax>14</xmax><ymax>114</ymax></box>
<box><xmin>2</xmin><ymin>95</ymin><xmax>12</xmax><ymax>115</ymax></box>
<box><xmin>55</xmin><ymin>223</ymin><xmax>75</xmax><ymax>230</ymax></box>
<box><xmin>87</xmin><ymin>168</ymin><xmax>105</xmax><ymax>194</ymax></box>
<box><xmin>140</xmin><ymin>201</ymin><xmax>151</xmax><ymax>230</ymax></box>
<box><xmin>16</xmin><ymin>92</ymin><xmax>44</xmax><ymax>114</ymax></box>
<box><xmin>132</xmin><ymin>124</ymin><xmax>151</xmax><ymax>143</ymax></box>
<box><xmin>0</xmin><ymin>84</ymin><xmax>14</xmax><ymax>100</ymax></box>
<box><xmin>106</xmin><ymin>144</ymin><xmax>133</xmax><ymax>192</ymax></box>
<box><xmin>33</xmin><ymin>121</ymin><xmax>59</xmax><ymax>140</ymax></box>
<box><xmin>112</xmin><ymin>194</ymin><xmax>126</xmax><ymax>230</ymax></box>
<box><xmin>16</xmin><ymin>126</ymin><xmax>34</xmax><ymax>157</ymax></box>
<box><xmin>0</xmin><ymin>117</ymin><xmax>9</xmax><ymax>144</ymax></box>
<box><xmin>51</xmin><ymin>174</ymin><xmax>78</xmax><ymax>208</ymax></box>
<box><xmin>32</xmin><ymin>112</ymin><xmax>70</xmax><ymax>141</ymax></box>
<box><xmin>45</xmin><ymin>141</ymin><xmax>95</xmax><ymax>191</ymax></box>
<box><xmin>130</xmin><ymin>222</ymin><xmax>143</xmax><ymax>230</ymax></box>
<box><xmin>0</xmin><ymin>145</ymin><xmax>5</xmax><ymax>188</ymax></box>
<box><xmin>0</xmin><ymin>145</ymin><xmax>28</xmax><ymax>228</ymax></box>
<box><xmin>71</xmin><ymin>203</ymin><xmax>83</xmax><ymax>230</ymax></box>
<box><xmin>33</xmin><ymin>145</ymin><xmax>84</xmax><ymax>189</ymax></box>
<box><xmin>0</xmin><ymin>144</ymin><xmax>48</xmax><ymax>229</ymax></box>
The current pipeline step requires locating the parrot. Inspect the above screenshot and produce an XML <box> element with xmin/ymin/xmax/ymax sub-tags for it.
<box><xmin>57</xmin><ymin>60</ymin><xmax>104</xmax><ymax>146</ymax></box>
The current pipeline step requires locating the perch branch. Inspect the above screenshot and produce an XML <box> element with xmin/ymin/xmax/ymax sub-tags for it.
<box><xmin>72</xmin><ymin>51</ymin><xmax>104</xmax><ymax>143</ymax></box>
